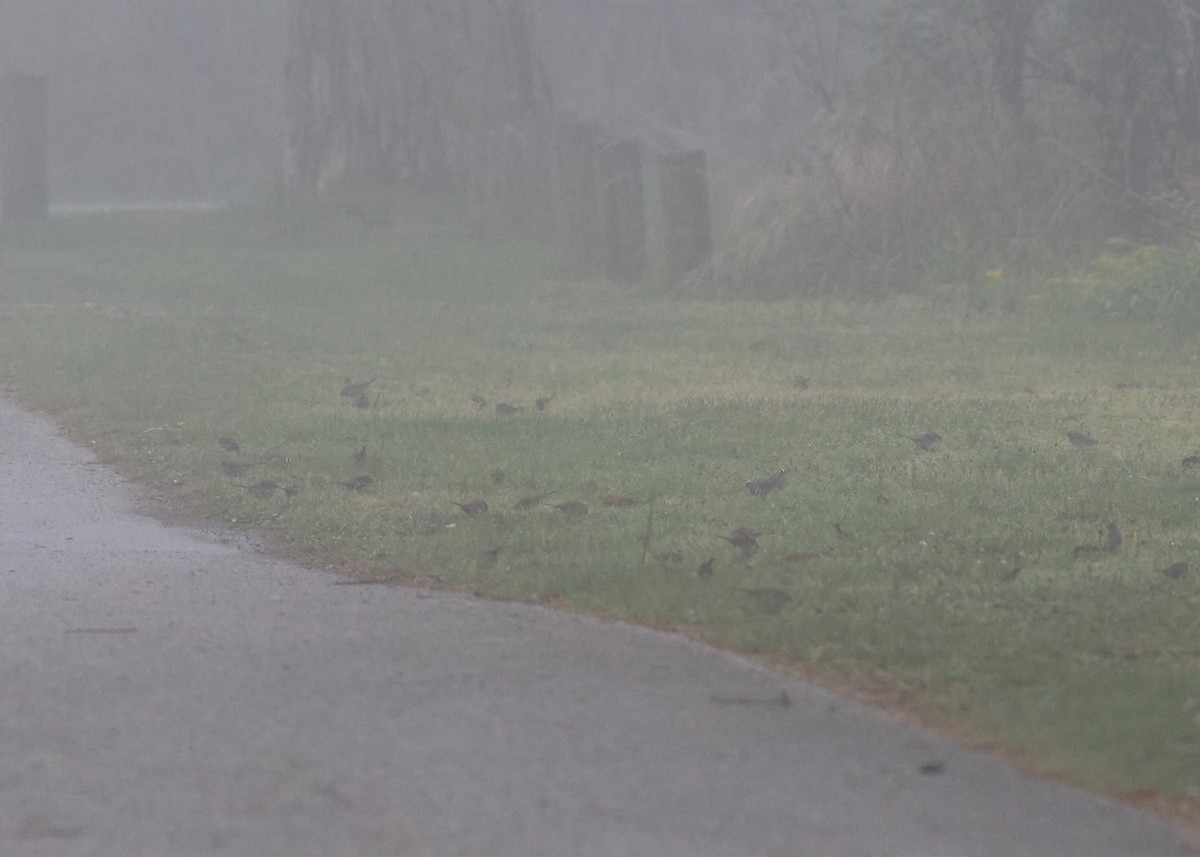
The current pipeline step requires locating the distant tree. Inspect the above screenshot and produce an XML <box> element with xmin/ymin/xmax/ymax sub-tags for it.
<box><xmin>283</xmin><ymin>0</ymin><xmax>549</xmax><ymax>193</ymax></box>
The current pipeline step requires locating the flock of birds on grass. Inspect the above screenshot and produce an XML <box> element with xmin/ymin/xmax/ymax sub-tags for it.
<box><xmin>213</xmin><ymin>376</ymin><xmax>1193</xmax><ymax>613</ymax></box>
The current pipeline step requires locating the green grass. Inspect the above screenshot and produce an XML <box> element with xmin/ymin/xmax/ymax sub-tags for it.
<box><xmin>2</xmin><ymin>201</ymin><xmax>1199</xmax><ymax>818</ymax></box>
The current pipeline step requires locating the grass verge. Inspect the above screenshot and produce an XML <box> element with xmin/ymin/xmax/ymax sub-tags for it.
<box><xmin>1</xmin><ymin>200</ymin><xmax>1198</xmax><ymax>819</ymax></box>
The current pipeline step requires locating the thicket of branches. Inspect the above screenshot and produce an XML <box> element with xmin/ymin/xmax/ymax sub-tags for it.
<box><xmin>694</xmin><ymin>0</ymin><xmax>1200</xmax><ymax>297</ymax></box>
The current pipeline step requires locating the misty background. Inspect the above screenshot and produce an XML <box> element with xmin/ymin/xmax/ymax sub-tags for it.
<box><xmin>0</xmin><ymin>0</ymin><xmax>814</xmax><ymax>204</ymax></box>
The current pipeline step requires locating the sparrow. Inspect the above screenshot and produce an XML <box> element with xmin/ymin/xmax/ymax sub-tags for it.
<box><xmin>495</xmin><ymin>402</ymin><xmax>522</xmax><ymax>416</ymax></box>
<box><xmin>535</xmin><ymin>396</ymin><xmax>553</xmax><ymax>411</ymax></box>
<box><xmin>341</xmin><ymin>377</ymin><xmax>376</xmax><ymax>398</ymax></box>
<box><xmin>351</xmin><ymin>445</ymin><xmax>368</xmax><ymax>467</ymax></box>
<box><xmin>453</xmin><ymin>499</ymin><xmax>489</xmax><ymax>517</ymax></box>
<box><xmin>740</xmin><ymin>587</ymin><xmax>792</xmax><ymax>614</ymax></box>
<box><xmin>334</xmin><ymin>475</ymin><xmax>374</xmax><ymax>492</ymax></box>
<box><xmin>1104</xmin><ymin>520</ymin><xmax>1123</xmax><ymax>553</ymax></box>
<box><xmin>746</xmin><ymin>468</ymin><xmax>788</xmax><ymax>496</ymax></box>
<box><xmin>695</xmin><ymin>558</ymin><xmax>715</xmax><ymax>580</ymax></box>
<box><xmin>907</xmin><ymin>433</ymin><xmax>941</xmax><ymax>452</ymax></box>
<box><xmin>514</xmin><ymin>491</ymin><xmax>557</xmax><ymax>511</ymax></box>
<box><xmin>1067</xmin><ymin>430</ymin><xmax>1098</xmax><ymax>448</ymax></box>
<box><xmin>1162</xmin><ymin>561</ymin><xmax>1189</xmax><ymax>580</ymax></box>
<box><xmin>720</xmin><ymin>527</ymin><xmax>760</xmax><ymax>560</ymax></box>
<box><xmin>217</xmin><ymin>435</ymin><xmax>241</xmax><ymax>453</ymax></box>
<box><xmin>545</xmin><ymin>500</ymin><xmax>588</xmax><ymax>518</ymax></box>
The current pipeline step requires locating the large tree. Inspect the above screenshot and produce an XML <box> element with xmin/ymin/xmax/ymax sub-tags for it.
<box><xmin>283</xmin><ymin>0</ymin><xmax>548</xmax><ymax>193</ymax></box>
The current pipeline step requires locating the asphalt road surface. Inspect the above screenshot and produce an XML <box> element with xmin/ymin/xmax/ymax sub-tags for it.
<box><xmin>0</xmin><ymin>396</ymin><xmax>1192</xmax><ymax>857</ymax></box>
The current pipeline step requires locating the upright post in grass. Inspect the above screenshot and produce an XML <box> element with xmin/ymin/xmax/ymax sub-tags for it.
<box><xmin>553</xmin><ymin>119</ymin><xmax>604</xmax><ymax>278</ymax></box>
<box><xmin>599</xmin><ymin>136</ymin><xmax>646</xmax><ymax>282</ymax></box>
<box><xmin>659</xmin><ymin>149</ymin><xmax>712</xmax><ymax>286</ymax></box>
<box><xmin>0</xmin><ymin>72</ymin><xmax>49</xmax><ymax>223</ymax></box>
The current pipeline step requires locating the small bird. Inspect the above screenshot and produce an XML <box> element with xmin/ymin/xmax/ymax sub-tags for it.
<box><xmin>1104</xmin><ymin>520</ymin><xmax>1123</xmax><ymax>553</ymax></box>
<box><xmin>341</xmin><ymin>377</ymin><xmax>376</xmax><ymax>399</ymax></box>
<box><xmin>544</xmin><ymin>500</ymin><xmax>588</xmax><ymax>518</ymax></box>
<box><xmin>720</xmin><ymin>527</ymin><xmax>761</xmax><ymax>560</ymax></box>
<box><xmin>1067</xmin><ymin>430</ymin><xmax>1098</xmax><ymax>448</ymax></box>
<box><xmin>234</xmin><ymin>480</ymin><xmax>279</xmax><ymax>499</ymax></box>
<box><xmin>495</xmin><ymin>402</ymin><xmax>522</xmax><ymax>416</ymax></box>
<box><xmin>746</xmin><ymin>468</ymin><xmax>788</xmax><ymax>496</ymax></box>
<box><xmin>1162</xmin><ymin>561</ymin><xmax>1189</xmax><ymax>580</ymax></box>
<box><xmin>602</xmin><ymin>494</ymin><xmax>639</xmax><ymax>507</ymax></box>
<box><xmin>217</xmin><ymin>435</ymin><xmax>241</xmax><ymax>453</ymax></box>
<box><xmin>907</xmin><ymin>432</ymin><xmax>941</xmax><ymax>452</ymax></box>
<box><xmin>740</xmin><ymin>587</ymin><xmax>792</xmax><ymax>614</ymax></box>
<box><xmin>834</xmin><ymin>523</ymin><xmax>854</xmax><ymax>541</ymax></box>
<box><xmin>514</xmin><ymin>491</ymin><xmax>557</xmax><ymax>511</ymax></box>
<box><xmin>351</xmin><ymin>445</ymin><xmax>368</xmax><ymax>467</ymax></box>
<box><xmin>283</xmin><ymin>481</ymin><xmax>301</xmax><ymax>500</ymax></box>
<box><xmin>334</xmin><ymin>475</ymin><xmax>374</xmax><ymax>492</ymax></box>
<box><xmin>453</xmin><ymin>498</ymin><xmax>489</xmax><ymax>517</ymax></box>
<box><xmin>695</xmin><ymin>558</ymin><xmax>715</xmax><ymax>580</ymax></box>
<box><xmin>535</xmin><ymin>396</ymin><xmax>553</xmax><ymax>411</ymax></box>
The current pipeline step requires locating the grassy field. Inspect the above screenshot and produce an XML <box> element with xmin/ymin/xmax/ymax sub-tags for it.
<box><xmin>1</xmin><ymin>200</ymin><xmax>1199</xmax><ymax>819</ymax></box>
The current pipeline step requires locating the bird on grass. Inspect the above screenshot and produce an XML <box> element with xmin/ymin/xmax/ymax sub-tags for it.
<box><xmin>906</xmin><ymin>432</ymin><xmax>941</xmax><ymax>452</ymax></box>
<box><xmin>514</xmin><ymin>491</ymin><xmax>557</xmax><ymax>511</ymax></box>
<box><xmin>544</xmin><ymin>500</ymin><xmax>588</xmax><ymax>518</ymax></box>
<box><xmin>341</xmin><ymin>377</ymin><xmax>376</xmax><ymax>399</ymax></box>
<box><xmin>1162</xmin><ymin>561</ymin><xmax>1189</xmax><ymax>580</ymax></box>
<box><xmin>1104</xmin><ymin>520</ymin><xmax>1123</xmax><ymax>553</ymax></box>
<box><xmin>453</xmin><ymin>499</ymin><xmax>489</xmax><ymax>517</ymax></box>
<box><xmin>1066</xmin><ymin>430</ymin><xmax>1098</xmax><ymax>448</ymax></box>
<box><xmin>746</xmin><ymin>468</ymin><xmax>788</xmax><ymax>496</ymax></box>
<box><xmin>217</xmin><ymin>435</ymin><xmax>241</xmax><ymax>453</ymax></box>
<box><xmin>353</xmin><ymin>392</ymin><xmax>372</xmax><ymax>409</ymax></box>
<box><xmin>720</xmin><ymin>527</ymin><xmax>761</xmax><ymax>560</ymax></box>
<box><xmin>740</xmin><ymin>588</ymin><xmax>792</xmax><ymax>614</ymax></box>
<box><xmin>695</xmin><ymin>558</ymin><xmax>715</xmax><ymax>580</ymax></box>
<box><xmin>535</xmin><ymin>396</ymin><xmax>553</xmax><ymax>411</ymax></box>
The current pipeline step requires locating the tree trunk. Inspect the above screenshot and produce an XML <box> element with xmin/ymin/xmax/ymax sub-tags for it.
<box><xmin>283</xmin><ymin>0</ymin><xmax>549</xmax><ymax>193</ymax></box>
<box><xmin>982</xmin><ymin>0</ymin><xmax>1039</xmax><ymax>123</ymax></box>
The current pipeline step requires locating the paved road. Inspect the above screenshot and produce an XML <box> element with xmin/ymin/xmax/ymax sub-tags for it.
<box><xmin>0</xmin><ymin>397</ymin><xmax>1191</xmax><ymax>857</ymax></box>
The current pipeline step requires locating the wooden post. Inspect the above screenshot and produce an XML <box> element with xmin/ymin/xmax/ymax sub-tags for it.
<box><xmin>0</xmin><ymin>72</ymin><xmax>49</xmax><ymax>223</ymax></box>
<box><xmin>659</xmin><ymin>149</ymin><xmax>712</xmax><ymax>286</ymax></box>
<box><xmin>553</xmin><ymin>120</ymin><xmax>604</xmax><ymax>277</ymax></box>
<box><xmin>599</xmin><ymin>136</ymin><xmax>646</xmax><ymax>282</ymax></box>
